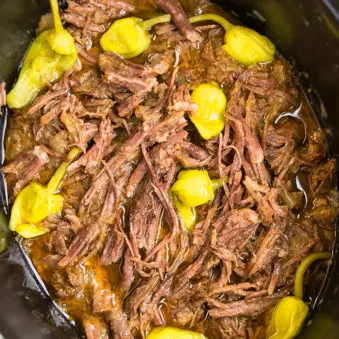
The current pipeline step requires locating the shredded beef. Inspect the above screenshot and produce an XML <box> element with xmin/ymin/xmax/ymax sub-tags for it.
<box><xmin>207</xmin><ymin>291</ymin><xmax>286</xmax><ymax>318</ymax></box>
<box><xmin>60</xmin><ymin>110</ymin><xmax>98</xmax><ymax>153</ymax></box>
<box><xmin>70</xmin><ymin>69</ymin><xmax>116</xmax><ymax>99</ymax></box>
<box><xmin>310</xmin><ymin>159</ymin><xmax>336</xmax><ymax>194</ymax></box>
<box><xmin>3</xmin><ymin>146</ymin><xmax>49</xmax><ymax>197</ymax></box>
<box><xmin>62</xmin><ymin>0</ymin><xmax>134</xmax><ymax>50</ymax></box>
<box><xmin>206</xmin><ymin>317</ymin><xmax>248</xmax><ymax>339</ymax></box>
<box><xmin>99</xmin><ymin>52</ymin><xmax>157</xmax><ymax>93</ymax></box>
<box><xmin>68</xmin><ymin>118</ymin><xmax>114</xmax><ymax>174</ymax></box>
<box><xmin>156</xmin><ymin>0</ymin><xmax>202</xmax><ymax>42</ymax></box>
<box><xmin>4</xmin><ymin>1</ymin><xmax>337</xmax><ymax>339</ymax></box>
<box><xmin>106</xmin><ymin>296</ymin><xmax>132</xmax><ymax>339</ymax></box>
<box><xmin>83</xmin><ymin>317</ymin><xmax>109</xmax><ymax>339</ymax></box>
<box><xmin>28</xmin><ymin>88</ymin><xmax>70</xmax><ymax>116</ymax></box>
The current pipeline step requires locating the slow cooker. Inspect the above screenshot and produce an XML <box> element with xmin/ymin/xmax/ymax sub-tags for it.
<box><xmin>0</xmin><ymin>0</ymin><xmax>338</xmax><ymax>338</ymax></box>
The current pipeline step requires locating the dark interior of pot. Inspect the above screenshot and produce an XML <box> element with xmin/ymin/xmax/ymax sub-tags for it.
<box><xmin>0</xmin><ymin>0</ymin><xmax>338</xmax><ymax>338</ymax></box>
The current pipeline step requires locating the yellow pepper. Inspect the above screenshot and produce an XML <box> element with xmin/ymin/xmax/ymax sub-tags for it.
<box><xmin>266</xmin><ymin>252</ymin><xmax>331</xmax><ymax>339</ymax></box>
<box><xmin>100</xmin><ymin>12</ymin><xmax>274</xmax><ymax>64</ymax></box>
<box><xmin>190</xmin><ymin>83</ymin><xmax>227</xmax><ymax>140</ymax></box>
<box><xmin>171</xmin><ymin>170</ymin><xmax>214</xmax><ymax>207</ymax></box>
<box><xmin>223</xmin><ymin>26</ymin><xmax>275</xmax><ymax>66</ymax></box>
<box><xmin>189</xmin><ymin>14</ymin><xmax>275</xmax><ymax>65</ymax></box>
<box><xmin>7</xmin><ymin>0</ymin><xmax>77</xmax><ymax>109</ymax></box>
<box><xmin>172</xmin><ymin>194</ymin><xmax>196</xmax><ymax>232</ymax></box>
<box><xmin>9</xmin><ymin>147</ymin><xmax>81</xmax><ymax>238</ymax></box>
<box><xmin>293</xmin><ymin>252</ymin><xmax>331</xmax><ymax>300</ymax></box>
<box><xmin>48</xmin><ymin>0</ymin><xmax>77</xmax><ymax>56</ymax></box>
<box><xmin>267</xmin><ymin>296</ymin><xmax>309</xmax><ymax>339</ymax></box>
<box><xmin>100</xmin><ymin>14</ymin><xmax>171</xmax><ymax>58</ymax></box>
<box><xmin>171</xmin><ymin>170</ymin><xmax>221</xmax><ymax>231</ymax></box>
<box><xmin>146</xmin><ymin>326</ymin><xmax>207</xmax><ymax>339</ymax></box>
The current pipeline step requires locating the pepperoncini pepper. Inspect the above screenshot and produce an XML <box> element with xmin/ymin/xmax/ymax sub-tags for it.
<box><xmin>100</xmin><ymin>14</ymin><xmax>171</xmax><ymax>58</ymax></box>
<box><xmin>170</xmin><ymin>170</ymin><xmax>221</xmax><ymax>231</ymax></box>
<box><xmin>189</xmin><ymin>14</ymin><xmax>275</xmax><ymax>65</ymax></box>
<box><xmin>171</xmin><ymin>194</ymin><xmax>196</xmax><ymax>231</ymax></box>
<box><xmin>146</xmin><ymin>326</ymin><xmax>207</xmax><ymax>339</ymax></box>
<box><xmin>190</xmin><ymin>82</ymin><xmax>227</xmax><ymax>140</ymax></box>
<box><xmin>100</xmin><ymin>12</ymin><xmax>275</xmax><ymax>65</ymax></box>
<box><xmin>9</xmin><ymin>147</ymin><xmax>80</xmax><ymax>238</ymax></box>
<box><xmin>222</xmin><ymin>25</ymin><xmax>275</xmax><ymax>66</ymax></box>
<box><xmin>267</xmin><ymin>252</ymin><xmax>331</xmax><ymax>339</ymax></box>
<box><xmin>7</xmin><ymin>0</ymin><xmax>77</xmax><ymax>109</ymax></box>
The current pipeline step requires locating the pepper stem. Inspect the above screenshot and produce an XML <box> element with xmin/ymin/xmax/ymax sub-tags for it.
<box><xmin>189</xmin><ymin>14</ymin><xmax>234</xmax><ymax>31</ymax></box>
<box><xmin>294</xmin><ymin>251</ymin><xmax>331</xmax><ymax>299</ymax></box>
<box><xmin>211</xmin><ymin>178</ymin><xmax>222</xmax><ymax>191</ymax></box>
<box><xmin>47</xmin><ymin>147</ymin><xmax>81</xmax><ymax>193</ymax></box>
<box><xmin>50</xmin><ymin>0</ymin><xmax>64</xmax><ymax>34</ymax></box>
<box><xmin>140</xmin><ymin>13</ymin><xmax>233</xmax><ymax>33</ymax></box>
<box><xmin>140</xmin><ymin>14</ymin><xmax>172</xmax><ymax>31</ymax></box>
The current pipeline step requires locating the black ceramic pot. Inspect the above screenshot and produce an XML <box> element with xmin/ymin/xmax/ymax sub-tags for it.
<box><xmin>0</xmin><ymin>0</ymin><xmax>338</xmax><ymax>338</ymax></box>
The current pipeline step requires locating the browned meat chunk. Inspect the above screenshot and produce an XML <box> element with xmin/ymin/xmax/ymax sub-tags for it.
<box><xmin>208</xmin><ymin>292</ymin><xmax>286</xmax><ymax>318</ymax></box>
<box><xmin>2</xmin><ymin>146</ymin><xmax>49</xmax><ymax>196</ymax></box>
<box><xmin>68</xmin><ymin>118</ymin><xmax>114</xmax><ymax>174</ymax></box>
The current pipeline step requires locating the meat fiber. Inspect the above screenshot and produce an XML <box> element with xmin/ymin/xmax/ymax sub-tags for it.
<box><xmin>99</xmin><ymin>52</ymin><xmax>157</xmax><ymax>93</ymax></box>
<box><xmin>62</xmin><ymin>0</ymin><xmax>134</xmax><ymax>50</ymax></box>
<box><xmin>68</xmin><ymin>118</ymin><xmax>114</xmax><ymax>174</ymax></box>
<box><xmin>207</xmin><ymin>291</ymin><xmax>286</xmax><ymax>318</ymax></box>
<box><xmin>60</xmin><ymin>110</ymin><xmax>98</xmax><ymax>153</ymax></box>
<box><xmin>2</xmin><ymin>146</ymin><xmax>49</xmax><ymax>196</ymax></box>
<box><xmin>156</xmin><ymin>0</ymin><xmax>202</xmax><ymax>42</ymax></box>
